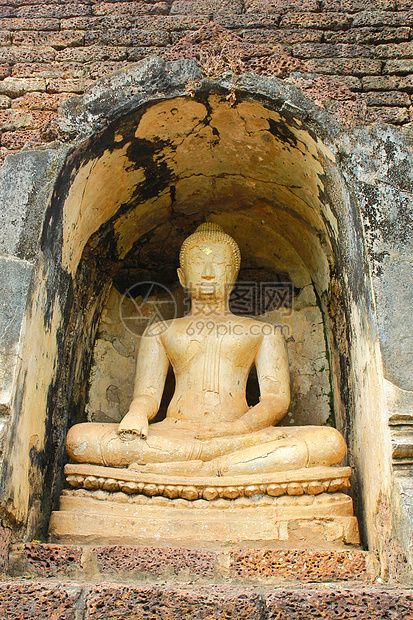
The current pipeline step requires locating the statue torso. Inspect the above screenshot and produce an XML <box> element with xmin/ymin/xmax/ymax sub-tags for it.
<box><xmin>160</xmin><ymin>315</ymin><xmax>264</xmax><ymax>425</ymax></box>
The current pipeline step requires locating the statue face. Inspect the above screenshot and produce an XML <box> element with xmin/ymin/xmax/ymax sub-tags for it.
<box><xmin>178</xmin><ymin>241</ymin><xmax>237</xmax><ymax>303</ymax></box>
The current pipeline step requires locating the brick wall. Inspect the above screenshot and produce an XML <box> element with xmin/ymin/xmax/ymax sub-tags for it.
<box><xmin>0</xmin><ymin>0</ymin><xmax>413</xmax><ymax>161</ymax></box>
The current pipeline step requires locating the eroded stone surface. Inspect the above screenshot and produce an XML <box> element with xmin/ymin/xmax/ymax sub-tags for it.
<box><xmin>0</xmin><ymin>581</ymin><xmax>82</xmax><ymax>620</ymax></box>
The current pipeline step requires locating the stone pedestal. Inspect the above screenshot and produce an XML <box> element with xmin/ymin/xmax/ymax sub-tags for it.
<box><xmin>49</xmin><ymin>464</ymin><xmax>360</xmax><ymax>547</ymax></box>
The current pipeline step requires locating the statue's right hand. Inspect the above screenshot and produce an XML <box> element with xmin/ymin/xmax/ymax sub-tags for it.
<box><xmin>117</xmin><ymin>408</ymin><xmax>149</xmax><ymax>440</ymax></box>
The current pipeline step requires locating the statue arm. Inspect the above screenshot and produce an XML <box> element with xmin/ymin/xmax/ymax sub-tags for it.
<box><xmin>237</xmin><ymin>329</ymin><xmax>290</xmax><ymax>432</ymax></box>
<box><xmin>117</xmin><ymin>328</ymin><xmax>169</xmax><ymax>439</ymax></box>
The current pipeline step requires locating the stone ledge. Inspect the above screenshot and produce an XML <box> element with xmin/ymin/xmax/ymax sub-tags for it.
<box><xmin>8</xmin><ymin>543</ymin><xmax>378</xmax><ymax>584</ymax></box>
<box><xmin>1</xmin><ymin>581</ymin><xmax>413</xmax><ymax>620</ymax></box>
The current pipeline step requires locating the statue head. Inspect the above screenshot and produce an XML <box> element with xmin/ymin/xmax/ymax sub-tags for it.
<box><xmin>178</xmin><ymin>223</ymin><xmax>241</xmax><ymax>304</ymax></box>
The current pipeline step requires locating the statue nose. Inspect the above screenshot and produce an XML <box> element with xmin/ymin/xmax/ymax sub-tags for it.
<box><xmin>202</xmin><ymin>262</ymin><xmax>215</xmax><ymax>280</ymax></box>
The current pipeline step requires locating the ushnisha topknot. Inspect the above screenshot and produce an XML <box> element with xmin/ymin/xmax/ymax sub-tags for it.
<box><xmin>179</xmin><ymin>223</ymin><xmax>241</xmax><ymax>273</ymax></box>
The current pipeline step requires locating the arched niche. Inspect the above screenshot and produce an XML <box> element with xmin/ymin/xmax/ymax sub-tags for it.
<box><xmin>2</xmin><ymin>67</ymin><xmax>390</xmax><ymax>559</ymax></box>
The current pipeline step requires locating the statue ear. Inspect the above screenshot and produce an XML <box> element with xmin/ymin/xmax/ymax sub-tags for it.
<box><xmin>177</xmin><ymin>267</ymin><xmax>186</xmax><ymax>288</ymax></box>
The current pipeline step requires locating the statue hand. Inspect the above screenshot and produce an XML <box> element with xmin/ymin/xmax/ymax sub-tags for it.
<box><xmin>117</xmin><ymin>408</ymin><xmax>149</xmax><ymax>440</ymax></box>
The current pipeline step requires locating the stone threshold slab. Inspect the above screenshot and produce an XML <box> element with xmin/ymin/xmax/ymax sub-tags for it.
<box><xmin>8</xmin><ymin>542</ymin><xmax>378</xmax><ymax>584</ymax></box>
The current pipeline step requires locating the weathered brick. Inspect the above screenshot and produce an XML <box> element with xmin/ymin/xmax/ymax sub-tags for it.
<box><xmin>55</xmin><ymin>45</ymin><xmax>128</xmax><ymax>62</ymax></box>
<box><xmin>126</xmin><ymin>46</ymin><xmax>163</xmax><ymax>61</ymax></box>
<box><xmin>331</xmin><ymin>75</ymin><xmax>362</xmax><ymax>90</ymax></box>
<box><xmin>0</xmin><ymin>108</ymin><xmax>56</xmax><ymax>131</ymax></box>
<box><xmin>12</xmin><ymin>62</ymin><xmax>86</xmax><ymax>78</ymax></box>
<box><xmin>366</xmin><ymin>105</ymin><xmax>409</xmax><ymax>124</ymax></box>
<box><xmin>0</xmin><ymin>29</ymin><xmax>10</xmax><ymax>45</ymax></box>
<box><xmin>0</xmin><ymin>94</ymin><xmax>10</xmax><ymax>108</ymax></box>
<box><xmin>324</xmin><ymin>27</ymin><xmax>411</xmax><ymax>44</ymax></box>
<box><xmin>84</xmin><ymin>28</ymin><xmax>170</xmax><ymax>47</ymax></box>
<box><xmin>86</xmin><ymin>585</ymin><xmax>264</xmax><ymax>620</ymax></box>
<box><xmin>398</xmin><ymin>0</ymin><xmax>413</xmax><ymax>8</ymax></box>
<box><xmin>9</xmin><ymin>543</ymin><xmax>83</xmax><ymax>577</ymax></box>
<box><xmin>87</xmin><ymin>60</ymin><xmax>130</xmax><ymax>79</ymax></box>
<box><xmin>377</xmin><ymin>42</ymin><xmax>413</xmax><ymax>59</ymax></box>
<box><xmin>280</xmin><ymin>12</ymin><xmax>350</xmax><ymax>30</ymax></box>
<box><xmin>0</xmin><ymin>525</ymin><xmax>11</xmax><ymax>572</ymax></box>
<box><xmin>0</xmin><ymin>17</ymin><xmax>60</xmax><ymax>30</ymax></box>
<box><xmin>361</xmin><ymin>91</ymin><xmax>410</xmax><ymax>106</ymax></box>
<box><xmin>11</xmin><ymin>93</ymin><xmax>71</xmax><ymax>111</ymax></box>
<box><xmin>0</xmin><ymin>581</ymin><xmax>81</xmax><ymax>619</ymax></box>
<box><xmin>322</xmin><ymin>0</ymin><xmax>396</xmax><ymax>10</ymax></box>
<box><xmin>362</xmin><ymin>75</ymin><xmax>402</xmax><ymax>90</ymax></box>
<box><xmin>12</xmin><ymin>30</ymin><xmax>85</xmax><ymax>49</ymax></box>
<box><xmin>398</xmin><ymin>75</ymin><xmax>413</xmax><ymax>92</ymax></box>
<box><xmin>17</xmin><ymin>3</ymin><xmax>92</xmax><ymax>19</ymax></box>
<box><xmin>132</xmin><ymin>15</ymin><xmax>209</xmax><ymax>30</ymax></box>
<box><xmin>292</xmin><ymin>42</ymin><xmax>374</xmax><ymax>58</ymax></box>
<box><xmin>216</xmin><ymin>14</ymin><xmax>280</xmax><ymax>28</ymax></box>
<box><xmin>384</xmin><ymin>59</ymin><xmax>413</xmax><ymax>74</ymax></box>
<box><xmin>352</xmin><ymin>11</ymin><xmax>413</xmax><ymax>27</ymax></box>
<box><xmin>60</xmin><ymin>16</ymin><xmax>131</xmax><ymax>30</ymax></box>
<box><xmin>0</xmin><ymin>77</ymin><xmax>47</xmax><ymax>97</ymax></box>
<box><xmin>0</xmin><ymin>46</ymin><xmax>56</xmax><ymax>63</ymax></box>
<box><xmin>170</xmin><ymin>0</ymin><xmax>243</xmax><ymax>15</ymax></box>
<box><xmin>0</xmin><ymin>64</ymin><xmax>11</xmax><ymax>79</ymax></box>
<box><xmin>245</xmin><ymin>0</ymin><xmax>318</xmax><ymax>12</ymax></box>
<box><xmin>0</xmin><ymin>6</ymin><xmax>16</xmax><ymax>18</ymax></box>
<box><xmin>241</xmin><ymin>28</ymin><xmax>323</xmax><ymax>44</ymax></box>
<box><xmin>92</xmin><ymin>2</ymin><xmax>170</xmax><ymax>16</ymax></box>
<box><xmin>305</xmin><ymin>58</ymin><xmax>382</xmax><ymax>75</ymax></box>
<box><xmin>47</xmin><ymin>77</ymin><xmax>94</xmax><ymax>93</ymax></box>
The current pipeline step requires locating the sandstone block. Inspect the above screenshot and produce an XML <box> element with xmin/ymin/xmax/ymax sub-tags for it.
<box><xmin>92</xmin><ymin>2</ymin><xmax>170</xmax><ymax>16</ymax></box>
<box><xmin>0</xmin><ymin>581</ymin><xmax>82</xmax><ymax>620</ymax></box>
<box><xmin>11</xmin><ymin>92</ymin><xmax>72</xmax><ymax>110</ymax></box>
<box><xmin>55</xmin><ymin>45</ymin><xmax>128</xmax><ymax>62</ymax></box>
<box><xmin>16</xmin><ymin>3</ymin><xmax>92</xmax><ymax>19</ymax></box>
<box><xmin>265</xmin><ymin>587</ymin><xmax>413</xmax><ymax>619</ymax></box>
<box><xmin>280</xmin><ymin>12</ymin><xmax>350</xmax><ymax>30</ymax></box>
<box><xmin>93</xmin><ymin>544</ymin><xmax>216</xmax><ymax>578</ymax></box>
<box><xmin>324</xmin><ymin>27</ymin><xmax>411</xmax><ymax>44</ymax></box>
<box><xmin>0</xmin><ymin>129</ymin><xmax>43</xmax><ymax>149</ymax></box>
<box><xmin>305</xmin><ymin>58</ymin><xmax>382</xmax><ymax>75</ymax></box>
<box><xmin>12</xmin><ymin>30</ymin><xmax>85</xmax><ymax>49</ymax></box>
<box><xmin>12</xmin><ymin>62</ymin><xmax>86</xmax><ymax>79</ymax></box>
<box><xmin>292</xmin><ymin>43</ymin><xmax>374</xmax><ymax>58</ymax></box>
<box><xmin>60</xmin><ymin>16</ymin><xmax>130</xmax><ymax>30</ymax></box>
<box><xmin>0</xmin><ymin>525</ymin><xmax>11</xmax><ymax>572</ymax></box>
<box><xmin>0</xmin><ymin>30</ymin><xmax>11</xmax><ymax>45</ymax></box>
<box><xmin>131</xmin><ymin>15</ymin><xmax>209</xmax><ymax>30</ymax></box>
<box><xmin>0</xmin><ymin>18</ymin><xmax>60</xmax><ymax>30</ymax></box>
<box><xmin>322</xmin><ymin>0</ymin><xmax>396</xmax><ymax>10</ymax></box>
<box><xmin>126</xmin><ymin>46</ymin><xmax>163</xmax><ymax>61</ymax></box>
<box><xmin>0</xmin><ymin>94</ymin><xmax>10</xmax><ymax>108</ymax></box>
<box><xmin>0</xmin><ymin>77</ymin><xmax>47</xmax><ymax>97</ymax></box>
<box><xmin>0</xmin><ymin>6</ymin><xmax>17</xmax><ymax>19</ymax></box>
<box><xmin>47</xmin><ymin>78</ymin><xmax>93</xmax><ymax>93</ymax></box>
<box><xmin>0</xmin><ymin>46</ymin><xmax>56</xmax><ymax>63</ymax></box>
<box><xmin>361</xmin><ymin>91</ymin><xmax>410</xmax><ymax>107</ymax></box>
<box><xmin>245</xmin><ymin>0</ymin><xmax>318</xmax><ymax>12</ymax></box>
<box><xmin>87</xmin><ymin>60</ymin><xmax>131</xmax><ymax>79</ymax></box>
<box><xmin>84</xmin><ymin>28</ymin><xmax>170</xmax><ymax>47</ymax></box>
<box><xmin>0</xmin><ymin>108</ymin><xmax>56</xmax><ymax>131</ymax></box>
<box><xmin>170</xmin><ymin>0</ymin><xmax>243</xmax><ymax>15</ymax></box>
<box><xmin>230</xmin><ymin>548</ymin><xmax>372</xmax><ymax>582</ymax></box>
<box><xmin>8</xmin><ymin>543</ymin><xmax>83</xmax><ymax>578</ymax></box>
<box><xmin>352</xmin><ymin>11</ymin><xmax>413</xmax><ymax>27</ymax></box>
<box><xmin>85</xmin><ymin>585</ymin><xmax>264</xmax><ymax>620</ymax></box>
<box><xmin>241</xmin><ymin>28</ymin><xmax>323</xmax><ymax>44</ymax></box>
<box><xmin>0</xmin><ymin>65</ymin><xmax>11</xmax><ymax>80</ymax></box>
<box><xmin>331</xmin><ymin>75</ymin><xmax>362</xmax><ymax>89</ymax></box>
<box><xmin>215</xmin><ymin>14</ymin><xmax>280</xmax><ymax>28</ymax></box>
<box><xmin>367</xmin><ymin>106</ymin><xmax>410</xmax><ymax>124</ymax></box>
<box><xmin>377</xmin><ymin>42</ymin><xmax>413</xmax><ymax>59</ymax></box>
<box><xmin>399</xmin><ymin>75</ymin><xmax>413</xmax><ymax>92</ymax></box>
<box><xmin>361</xmin><ymin>75</ymin><xmax>402</xmax><ymax>90</ymax></box>
<box><xmin>384</xmin><ymin>59</ymin><xmax>413</xmax><ymax>74</ymax></box>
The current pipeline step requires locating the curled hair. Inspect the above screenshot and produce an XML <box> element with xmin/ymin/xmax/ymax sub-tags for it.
<box><xmin>179</xmin><ymin>223</ymin><xmax>241</xmax><ymax>272</ymax></box>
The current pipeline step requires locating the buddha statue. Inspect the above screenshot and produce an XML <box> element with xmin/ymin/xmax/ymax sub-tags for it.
<box><xmin>66</xmin><ymin>223</ymin><xmax>347</xmax><ymax>479</ymax></box>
